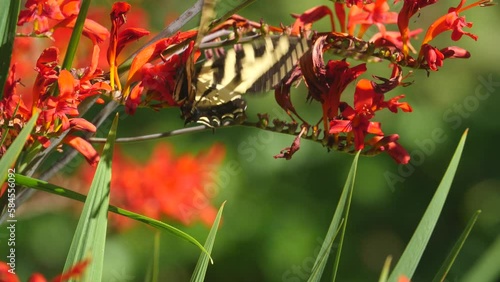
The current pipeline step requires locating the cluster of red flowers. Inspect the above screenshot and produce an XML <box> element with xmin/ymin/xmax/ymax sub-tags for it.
<box><xmin>79</xmin><ymin>143</ymin><xmax>225</xmax><ymax>228</ymax></box>
<box><xmin>271</xmin><ymin>0</ymin><xmax>491</xmax><ymax>163</ymax></box>
<box><xmin>0</xmin><ymin>260</ymin><xmax>88</xmax><ymax>282</ymax></box>
<box><xmin>1</xmin><ymin>1</ymin><xmax>151</xmax><ymax>165</ymax></box>
<box><xmin>2</xmin><ymin>0</ymin><xmax>492</xmax><ymax>166</ymax></box>
<box><xmin>120</xmin><ymin>0</ymin><xmax>492</xmax><ymax>164</ymax></box>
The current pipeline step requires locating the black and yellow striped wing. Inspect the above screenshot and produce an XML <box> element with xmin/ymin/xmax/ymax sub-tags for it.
<box><xmin>181</xmin><ymin>35</ymin><xmax>309</xmax><ymax>127</ymax></box>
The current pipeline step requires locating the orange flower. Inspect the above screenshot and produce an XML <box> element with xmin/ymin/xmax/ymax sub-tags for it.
<box><xmin>80</xmin><ymin>143</ymin><xmax>226</xmax><ymax>229</ymax></box>
<box><xmin>347</xmin><ymin>0</ymin><xmax>398</xmax><ymax>37</ymax></box>
<box><xmin>0</xmin><ymin>260</ymin><xmax>89</xmax><ymax>282</ymax></box>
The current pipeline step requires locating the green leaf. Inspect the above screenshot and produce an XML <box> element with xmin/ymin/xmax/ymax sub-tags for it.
<box><xmin>0</xmin><ymin>111</ymin><xmax>39</xmax><ymax>220</ymax></box>
<box><xmin>462</xmin><ymin>233</ymin><xmax>500</xmax><ymax>282</ymax></box>
<box><xmin>63</xmin><ymin>114</ymin><xmax>118</xmax><ymax>281</ymax></box>
<box><xmin>145</xmin><ymin>231</ymin><xmax>161</xmax><ymax>282</ymax></box>
<box><xmin>0</xmin><ymin>111</ymin><xmax>39</xmax><ymax>185</ymax></box>
<box><xmin>14</xmin><ymin>173</ymin><xmax>209</xmax><ymax>256</ymax></box>
<box><xmin>61</xmin><ymin>0</ymin><xmax>91</xmax><ymax>70</ymax></box>
<box><xmin>432</xmin><ymin>210</ymin><xmax>481</xmax><ymax>282</ymax></box>
<box><xmin>308</xmin><ymin>151</ymin><xmax>360</xmax><ymax>282</ymax></box>
<box><xmin>0</xmin><ymin>0</ymin><xmax>20</xmax><ymax>97</ymax></box>
<box><xmin>388</xmin><ymin>129</ymin><xmax>469</xmax><ymax>281</ymax></box>
<box><xmin>190</xmin><ymin>201</ymin><xmax>226</xmax><ymax>282</ymax></box>
<box><xmin>379</xmin><ymin>256</ymin><xmax>393</xmax><ymax>282</ymax></box>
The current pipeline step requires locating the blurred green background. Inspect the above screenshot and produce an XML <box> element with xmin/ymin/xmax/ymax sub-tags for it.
<box><xmin>3</xmin><ymin>0</ymin><xmax>500</xmax><ymax>281</ymax></box>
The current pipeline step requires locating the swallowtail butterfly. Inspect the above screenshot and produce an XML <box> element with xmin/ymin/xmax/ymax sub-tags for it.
<box><xmin>176</xmin><ymin>35</ymin><xmax>310</xmax><ymax>127</ymax></box>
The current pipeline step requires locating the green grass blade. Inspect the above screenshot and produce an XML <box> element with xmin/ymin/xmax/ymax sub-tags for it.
<box><xmin>0</xmin><ymin>0</ymin><xmax>20</xmax><ymax>97</ymax></box>
<box><xmin>190</xmin><ymin>201</ymin><xmax>226</xmax><ymax>282</ymax></box>
<box><xmin>145</xmin><ymin>231</ymin><xmax>161</xmax><ymax>282</ymax></box>
<box><xmin>14</xmin><ymin>173</ymin><xmax>209</xmax><ymax>255</ymax></box>
<box><xmin>462</xmin><ymin>233</ymin><xmax>500</xmax><ymax>282</ymax></box>
<box><xmin>0</xmin><ymin>111</ymin><xmax>39</xmax><ymax>185</ymax></box>
<box><xmin>0</xmin><ymin>111</ymin><xmax>39</xmax><ymax>221</ymax></box>
<box><xmin>379</xmin><ymin>256</ymin><xmax>393</xmax><ymax>282</ymax></box>
<box><xmin>388</xmin><ymin>129</ymin><xmax>469</xmax><ymax>281</ymax></box>
<box><xmin>63</xmin><ymin>114</ymin><xmax>118</xmax><ymax>281</ymax></box>
<box><xmin>432</xmin><ymin>210</ymin><xmax>481</xmax><ymax>282</ymax></box>
<box><xmin>61</xmin><ymin>0</ymin><xmax>91</xmax><ymax>70</ymax></box>
<box><xmin>307</xmin><ymin>151</ymin><xmax>360</xmax><ymax>282</ymax></box>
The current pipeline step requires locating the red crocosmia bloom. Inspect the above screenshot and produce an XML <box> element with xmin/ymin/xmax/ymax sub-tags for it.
<box><xmin>32</xmin><ymin>47</ymin><xmax>60</xmax><ymax>112</ymax></box>
<box><xmin>370</xmin><ymin>28</ymin><xmax>422</xmax><ymax>54</ymax></box>
<box><xmin>17</xmin><ymin>0</ymin><xmax>67</xmax><ymax>33</ymax></box>
<box><xmin>124</xmin><ymin>33</ymin><xmax>198</xmax><ymax>113</ymax></box>
<box><xmin>329</xmin><ymin>79</ymin><xmax>384</xmax><ymax>150</ymax></box>
<box><xmin>107</xmin><ymin>2</ymin><xmax>132</xmax><ymax>90</ymax></box>
<box><xmin>421</xmin><ymin>0</ymin><xmax>488</xmax><ymax>46</ymax></box>
<box><xmin>0</xmin><ymin>260</ymin><xmax>89</xmax><ymax>282</ymax></box>
<box><xmin>367</xmin><ymin>134</ymin><xmax>410</xmax><ymax>164</ymax></box>
<box><xmin>397</xmin><ymin>0</ymin><xmax>439</xmax><ymax>55</ymax></box>
<box><xmin>63</xmin><ymin>136</ymin><xmax>99</xmax><ymax>166</ymax></box>
<box><xmin>440</xmin><ymin>46</ymin><xmax>470</xmax><ymax>59</ymax></box>
<box><xmin>290</xmin><ymin>6</ymin><xmax>335</xmax><ymax>35</ymax></box>
<box><xmin>80</xmin><ymin>143</ymin><xmax>225</xmax><ymax>229</ymax></box>
<box><xmin>41</xmin><ymin>69</ymin><xmax>80</xmax><ymax>131</ymax></box>
<box><xmin>123</xmin><ymin>30</ymin><xmax>197</xmax><ymax>97</ymax></box>
<box><xmin>298</xmin><ymin>35</ymin><xmax>366</xmax><ymax>133</ymax></box>
<box><xmin>116</xmin><ymin>27</ymin><xmax>150</xmax><ymax>58</ymax></box>
<box><xmin>0</xmin><ymin>261</ymin><xmax>19</xmax><ymax>282</ymax></box>
<box><xmin>1</xmin><ymin>64</ymin><xmax>30</xmax><ymax>120</ymax></box>
<box><xmin>421</xmin><ymin>44</ymin><xmax>445</xmax><ymax>71</ymax></box>
<box><xmin>274</xmin><ymin>66</ymin><xmax>304</xmax><ymax>123</ymax></box>
<box><xmin>347</xmin><ymin>0</ymin><xmax>398</xmax><ymax>37</ymax></box>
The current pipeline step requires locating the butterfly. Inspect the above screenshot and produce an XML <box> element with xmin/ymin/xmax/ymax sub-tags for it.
<box><xmin>175</xmin><ymin>35</ymin><xmax>310</xmax><ymax>127</ymax></box>
<box><xmin>174</xmin><ymin>0</ymin><xmax>309</xmax><ymax>127</ymax></box>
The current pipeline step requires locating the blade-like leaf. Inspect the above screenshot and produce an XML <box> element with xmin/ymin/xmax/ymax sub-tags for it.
<box><xmin>190</xmin><ymin>201</ymin><xmax>226</xmax><ymax>282</ymax></box>
<box><xmin>432</xmin><ymin>210</ymin><xmax>481</xmax><ymax>282</ymax></box>
<box><xmin>14</xmin><ymin>173</ymin><xmax>209</xmax><ymax>255</ymax></box>
<box><xmin>0</xmin><ymin>111</ymin><xmax>39</xmax><ymax>222</ymax></box>
<box><xmin>0</xmin><ymin>0</ymin><xmax>20</xmax><ymax>96</ymax></box>
<box><xmin>462</xmin><ymin>233</ymin><xmax>500</xmax><ymax>282</ymax></box>
<box><xmin>63</xmin><ymin>114</ymin><xmax>118</xmax><ymax>281</ymax></box>
<box><xmin>388</xmin><ymin>129</ymin><xmax>469</xmax><ymax>281</ymax></box>
<box><xmin>61</xmin><ymin>0</ymin><xmax>91</xmax><ymax>70</ymax></box>
<box><xmin>308</xmin><ymin>151</ymin><xmax>360</xmax><ymax>282</ymax></box>
<box><xmin>0</xmin><ymin>111</ymin><xmax>39</xmax><ymax>185</ymax></box>
<box><xmin>379</xmin><ymin>256</ymin><xmax>393</xmax><ymax>282</ymax></box>
<box><xmin>145</xmin><ymin>231</ymin><xmax>161</xmax><ymax>282</ymax></box>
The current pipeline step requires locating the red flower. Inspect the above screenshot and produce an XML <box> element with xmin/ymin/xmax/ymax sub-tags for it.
<box><xmin>397</xmin><ymin>0</ymin><xmax>439</xmax><ymax>55</ymax></box>
<box><xmin>18</xmin><ymin>0</ymin><xmax>109</xmax><ymax>44</ymax></box>
<box><xmin>0</xmin><ymin>261</ymin><xmax>19</xmax><ymax>282</ymax></box>
<box><xmin>1</xmin><ymin>64</ymin><xmax>30</xmax><ymax>120</ymax></box>
<box><xmin>421</xmin><ymin>0</ymin><xmax>488</xmax><ymax>46</ymax></box>
<box><xmin>367</xmin><ymin>134</ymin><xmax>410</xmax><ymax>164</ymax></box>
<box><xmin>123</xmin><ymin>31</ymin><xmax>197</xmax><ymax>113</ymax></box>
<box><xmin>347</xmin><ymin>0</ymin><xmax>398</xmax><ymax>37</ymax></box>
<box><xmin>329</xmin><ymin>79</ymin><xmax>384</xmax><ymax>150</ymax></box>
<box><xmin>17</xmin><ymin>0</ymin><xmax>69</xmax><ymax>33</ymax></box>
<box><xmin>79</xmin><ymin>143</ymin><xmax>226</xmax><ymax>229</ymax></box>
<box><xmin>0</xmin><ymin>260</ymin><xmax>89</xmax><ymax>282</ymax></box>
<box><xmin>420</xmin><ymin>44</ymin><xmax>445</xmax><ymax>71</ymax></box>
<box><xmin>370</xmin><ymin>28</ymin><xmax>422</xmax><ymax>54</ymax></box>
<box><xmin>290</xmin><ymin>6</ymin><xmax>335</xmax><ymax>35</ymax></box>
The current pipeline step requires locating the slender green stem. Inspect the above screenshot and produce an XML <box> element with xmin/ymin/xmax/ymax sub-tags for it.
<box><xmin>61</xmin><ymin>0</ymin><xmax>92</xmax><ymax>70</ymax></box>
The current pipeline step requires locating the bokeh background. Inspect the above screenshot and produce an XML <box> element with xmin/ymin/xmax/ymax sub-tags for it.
<box><xmin>3</xmin><ymin>0</ymin><xmax>500</xmax><ymax>281</ymax></box>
